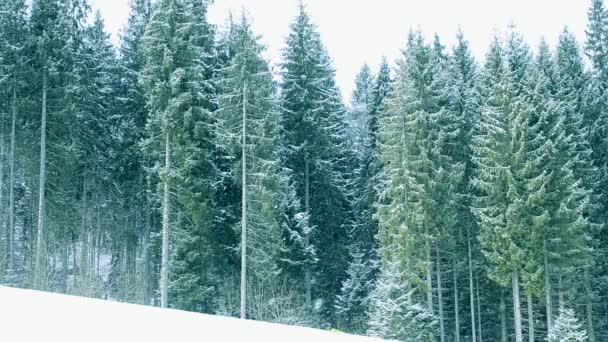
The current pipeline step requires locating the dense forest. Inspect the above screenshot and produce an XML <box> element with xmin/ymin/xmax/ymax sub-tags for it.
<box><xmin>0</xmin><ymin>0</ymin><xmax>607</xmax><ymax>341</ymax></box>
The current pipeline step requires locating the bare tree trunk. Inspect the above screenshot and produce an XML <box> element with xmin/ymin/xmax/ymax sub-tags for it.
<box><xmin>544</xmin><ymin>240</ymin><xmax>552</xmax><ymax>333</ymax></box>
<box><xmin>584</xmin><ymin>268</ymin><xmax>595</xmax><ymax>342</ymax></box>
<box><xmin>34</xmin><ymin>71</ymin><xmax>48</xmax><ymax>290</ymax></box>
<box><xmin>240</xmin><ymin>83</ymin><xmax>247</xmax><ymax>319</ymax></box>
<box><xmin>304</xmin><ymin>152</ymin><xmax>311</xmax><ymax>305</ymax></box>
<box><xmin>512</xmin><ymin>269</ymin><xmax>523</xmax><ymax>342</ymax></box>
<box><xmin>453</xmin><ymin>258</ymin><xmax>460</xmax><ymax>342</ymax></box>
<box><xmin>143</xmin><ymin>183</ymin><xmax>151</xmax><ymax>304</ymax></box>
<box><xmin>500</xmin><ymin>291</ymin><xmax>507</xmax><ymax>342</ymax></box>
<box><xmin>426</xmin><ymin>237</ymin><xmax>433</xmax><ymax>312</ymax></box>
<box><xmin>527</xmin><ymin>292</ymin><xmax>534</xmax><ymax>342</ymax></box>
<box><xmin>0</xmin><ymin>109</ymin><xmax>5</xmax><ymax>275</ymax></box>
<box><xmin>468</xmin><ymin>227</ymin><xmax>476</xmax><ymax>342</ymax></box>
<box><xmin>436</xmin><ymin>247</ymin><xmax>445</xmax><ymax>342</ymax></box>
<box><xmin>8</xmin><ymin>86</ymin><xmax>16</xmax><ymax>273</ymax></box>
<box><xmin>558</xmin><ymin>274</ymin><xmax>563</xmax><ymax>310</ymax></box>
<box><xmin>477</xmin><ymin>275</ymin><xmax>483</xmax><ymax>342</ymax></box>
<box><xmin>81</xmin><ymin>178</ymin><xmax>88</xmax><ymax>285</ymax></box>
<box><xmin>159</xmin><ymin>132</ymin><xmax>170</xmax><ymax>308</ymax></box>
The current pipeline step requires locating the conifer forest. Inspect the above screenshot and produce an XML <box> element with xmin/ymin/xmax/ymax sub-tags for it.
<box><xmin>1</xmin><ymin>0</ymin><xmax>608</xmax><ymax>341</ymax></box>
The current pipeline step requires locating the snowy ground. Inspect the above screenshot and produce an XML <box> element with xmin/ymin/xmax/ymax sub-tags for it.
<box><xmin>0</xmin><ymin>286</ymin><xmax>386</xmax><ymax>341</ymax></box>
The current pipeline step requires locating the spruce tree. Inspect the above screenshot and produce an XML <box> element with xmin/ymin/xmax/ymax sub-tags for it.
<box><xmin>548</xmin><ymin>307</ymin><xmax>588</xmax><ymax>342</ymax></box>
<box><xmin>215</xmin><ymin>15</ymin><xmax>307</xmax><ymax>320</ymax></box>
<box><xmin>0</xmin><ymin>0</ymin><xmax>28</xmax><ymax>284</ymax></box>
<box><xmin>367</xmin><ymin>252</ymin><xmax>437</xmax><ymax>341</ymax></box>
<box><xmin>280</xmin><ymin>2</ymin><xmax>351</xmax><ymax>321</ymax></box>
<box><xmin>141</xmin><ymin>0</ymin><xmax>219</xmax><ymax>310</ymax></box>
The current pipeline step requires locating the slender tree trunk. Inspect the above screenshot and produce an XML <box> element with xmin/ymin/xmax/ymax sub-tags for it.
<box><xmin>62</xmin><ymin>233</ymin><xmax>68</xmax><ymax>292</ymax></box>
<box><xmin>584</xmin><ymin>268</ymin><xmax>595</xmax><ymax>342</ymax></box>
<box><xmin>453</xmin><ymin>258</ymin><xmax>460</xmax><ymax>342</ymax></box>
<box><xmin>512</xmin><ymin>269</ymin><xmax>524</xmax><ymax>342</ymax></box>
<box><xmin>304</xmin><ymin>152</ymin><xmax>311</xmax><ymax>305</ymax></box>
<box><xmin>476</xmin><ymin>275</ymin><xmax>483</xmax><ymax>342</ymax></box>
<box><xmin>240</xmin><ymin>83</ymin><xmax>247</xmax><ymax>319</ymax></box>
<box><xmin>81</xmin><ymin>178</ymin><xmax>88</xmax><ymax>284</ymax></box>
<box><xmin>543</xmin><ymin>240</ymin><xmax>552</xmax><ymax>333</ymax></box>
<box><xmin>34</xmin><ymin>71</ymin><xmax>48</xmax><ymax>290</ymax></box>
<box><xmin>159</xmin><ymin>132</ymin><xmax>170</xmax><ymax>308</ymax></box>
<box><xmin>143</xmin><ymin>182</ymin><xmax>151</xmax><ymax>305</ymax></box>
<box><xmin>527</xmin><ymin>292</ymin><xmax>534</xmax><ymax>342</ymax></box>
<box><xmin>436</xmin><ymin>247</ymin><xmax>445</xmax><ymax>342</ymax></box>
<box><xmin>500</xmin><ymin>291</ymin><xmax>507</xmax><ymax>342</ymax></box>
<box><xmin>557</xmin><ymin>274</ymin><xmax>563</xmax><ymax>310</ymax></box>
<box><xmin>468</xmin><ymin>227</ymin><xmax>476</xmax><ymax>342</ymax></box>
<box><xmin>0</xmin><ymin>109</ymin><xmax>5</xmax><ymax>275</ymax></box>
<box><xmin>8</xmin><ymin>86</ymin><xmax>16</xmax><ymax>273</ymax></box>
<box><xmin>426</xmin><ymin>237</ymin><xmax>433</xmax><ymax>312</ymax></box>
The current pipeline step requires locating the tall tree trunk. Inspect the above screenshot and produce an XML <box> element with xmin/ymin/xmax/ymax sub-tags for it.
<box><xmin>0</xmin><ymin>108</ymin><xmax>5</xmax><ymax>276</ymax></box>
<box><xmin>557</xmin><ymin>274</ymin><xmax>563</xmax><ymax>310</ymax></box>
<box><xmin>527</xmin><ymin>292</ymin><xmax>534</xmax><ymax>342</ymax></box>
<box><xmin>477</xmin><ymin>275</ymin><xmax>483</xmax><ymax>342</ymax></box>
<box><xmin>436</xmin><ymin>247</ymin><xmax>445</xmax><ymax>342</ymax></box>
<box><xmin>512</xmin><ymin>269</ymin><xmax>524</xmax><ymax>342</ymax></box>
<box><xmin>159</xmin><ymin>132</ymin><xmax>170</xmax><ymax>308</ymax></box>
<box><xmin>543</xmin><ymin>240</ymin><xmax>552</xmax><ymax>333</ymax></box>
<box><xmin>584</xmin><ymin>268</ymin><xmax>595</xmax><ymax>342</ymax></box>
<box><xmin>468</xmin><ymin>227</ymin><xmax>476</xmax><ymax>342</ymax></box>
<box><xmin>240</xmin><ymin>83</ymin><xmax>248</xmax><ymax>319</ymax></box>
<box><xmin>62</xmin><ymin>233</ymin><xmax>68</xmax><ymax>292</ymax></box>
<box><xmin>500</xmin><ymin>291</ymin><xmax>507</xmax><ymax>342</ymax></box>
<box><xmin>304</xmin><ymin>152</ymin><xmax>311</xmax><ymax>305</ymax></box>
<box><xmin>81</xmin><ymin>177</ymin><xmax>88</xmax><ymax>285</ymax></box>
<box><xmin>8</xmin><ymin>86</ymin><xmax>16</xmax><ymax>274</ymax></box>
<box><xmin>34</xmin><ymin>71</ymin><xmax>48</xmax><ymax>290</ymax></box>
<box><xmin>426</xmin><ymin>237</ymin><xmax>433</xmax><ymax>312</ymax></box>
<box><xmin>143</xmin><ymin>183</ymin><xmax>151</xmax><ymax>305</ymax></box>
<box><xmin>453</xmin><ymin>258</ymin><xmax>460</xmax><ymax>342</ymax></box>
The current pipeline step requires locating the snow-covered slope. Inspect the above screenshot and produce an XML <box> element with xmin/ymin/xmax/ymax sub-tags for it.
<box><xmin>0</xmin><ymin>286</ymin><xmax>386</xmax><ymax>341</ymax></box>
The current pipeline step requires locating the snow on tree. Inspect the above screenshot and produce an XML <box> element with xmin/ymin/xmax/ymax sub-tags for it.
<box><xmin>367</xmin><ymin>252</ymin><xmax>437</xmax><ymax>342</ymax></box>
<box><xmin>280</xmin><ymin>2</ymin><xmax>352</xmax><ymax>320</ymax></box>
<box><xmin>548</xmin><ymin>307</ymin><xmax>588</xmax><ymax>342</ymax></box>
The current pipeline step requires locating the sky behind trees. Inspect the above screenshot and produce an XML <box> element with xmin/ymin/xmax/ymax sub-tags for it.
<box><xmin>91</xmin><ymin>0</ymin><xmax>589</xmax><ymax>101</ymax></box>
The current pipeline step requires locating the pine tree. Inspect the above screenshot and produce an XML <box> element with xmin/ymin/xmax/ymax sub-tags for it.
<box><xmin>141</xmin><ymin>0</ymin><xmax>218</xmax><ymax>310</ymax></box>
<box><xmin>548</xmin><ymin>307</ymin><xmax>588</xmax><ymax>342</ymax></box>
<box><xmin>472</xmin><ymin>30</ymin><xmax>539</xmax><ymax>342</ymax></box>
<box><xmin>0</xmin><ymin>0</ymin><xmax>28</xmax><ymax>284</ymax></box>
<box><xmin>215</xmin><ymin>15</ymin><xmax>299</xmax><ymax>320</ymax></box>
<box><xmin>443</xmin><ymin>29</ymin><xmax>483</xmax><ymax>342</ymax></box>
<box><xmin>280</xmin><ymin>2</ymin><xmax>351</xmax><ymax>321</ymax></box>
<box><xmin>115</xmin><ymin>0</ymin><xmax>153</xmax><ymax>304</ymax></box>
<box><xmin>585</xmin><ymin>0</ymin><xmax>608</xmax><ymax>76</ymax></box>
<box><xmin>584</xmin><ymin>2</ymin><xmax>608</xmax><ymax>336</ymax></box>
<box><xmin>367</xmin><ymin>253</ymin><xmax>437</xmax><ymax>342</ymax></box>
<box><xmin>335</xmin><ymin>62</ymin><xmax>387</xmax><ymax>333</ymax></box>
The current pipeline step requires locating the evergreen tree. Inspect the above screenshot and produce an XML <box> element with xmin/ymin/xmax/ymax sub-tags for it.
<box><xmin>0</xmin><ymin>0</ymin><xmax>28</xmax><ymax>284</ymax></box>
<box><xmin>367</xmin><ymin>253</ymin><xmax>437</xmax><ymax>342</ymax></box>
<box><xmin>141</xmin><ymin>0</ymin><xmax>219</xmax><ymax>311</ymax></box>
<box><xmin>548</xmin><ymin>307</ymin><xmax>588</xmax><ymax>342</ymax></box>
<box><xmin>215</xmin><ymin>15</ymin><xmax>308</xmax><ymax>320</ymax></box>
<box><xmin>280</xmin><ymin>2</ymin><xmax>351</xmax><ymax>321</ymax></box>
<box><xmin>115</xmin><ymin>0</ymin><xmax>154</xmax><ymax>304</ymax></box>
<box><xmin>472</xmin><ymin>30</ymin><xmax>539</xmax><ymax>342</ymax></box>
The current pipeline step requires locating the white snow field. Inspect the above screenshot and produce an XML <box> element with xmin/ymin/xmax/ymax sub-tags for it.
<box><xmin>0</xmin><ymin>286</ymin><xmax>387</xmax><ymax>342</ymax></box>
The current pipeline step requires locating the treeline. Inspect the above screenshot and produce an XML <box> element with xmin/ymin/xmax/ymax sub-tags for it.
<box><xmin>0</xmin><ymin>0</ymin><xmax>607</xmax><ymax>341</ymax></box>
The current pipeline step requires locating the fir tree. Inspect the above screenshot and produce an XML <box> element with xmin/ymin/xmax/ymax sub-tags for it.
<box><xmin>280</xmin><ymin>2</ymin><xmax>351</xmax><ymax>320</ymax></box>
<box><xmin>548</xmin><ymin>307</ymin><xmax>588</xmax><ymax>342</ymax></box>
<box><xmin>367</xmin><ymin>253</ymin><xmax>437</xmax><ymax>342</ymax></box>
<box><xmin>0</xmin><ymin>0</ymin><xmax>28</xmax><ymax>284</ymax></box>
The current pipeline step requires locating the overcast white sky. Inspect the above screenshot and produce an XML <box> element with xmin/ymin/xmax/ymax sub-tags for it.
<box><xmin>90</xmin><ymin>0</ymin><xmax>591</xmax><ymax>101</ymax></box>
